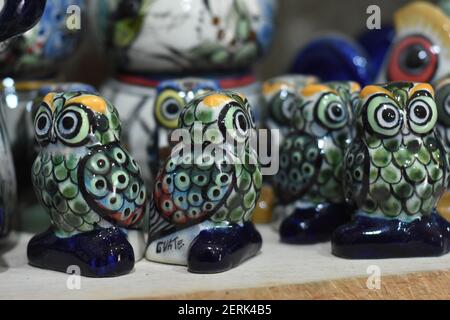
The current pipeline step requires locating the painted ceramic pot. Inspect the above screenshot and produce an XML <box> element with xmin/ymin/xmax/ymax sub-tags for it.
<box><xmin>377</xmin><ymin>2</ymin><xmax>450</xmax><ymax>84</ymax></box>
<box><xmin>28</xmin><ymin>92</ymin><xmax>148</xmax><ymax>277</ymax></box>
<box><xmin>0</xmin><ymin>0</ymin><xmax>47</xmax><ymax>238</ymax></box>
<box><xmin>0</xmin><ymin>0</ymin><xmax>85</xmax><ymax>79</ymax></box>
<box><xmin>146</xmin><ymin>91</ymin><xmax>262</xmax><ymax>273</ymax></box>
<box><xmin>95</xmin><ymin>0</ymin><xmax>275</xmax><ymax>73</ymax></box>
<box><xmin>332</xmin><ymin>82</ymin><xmax>450</xmax><ymax>259</ymax></box>
<box><xmin>271</xmin><ymin>81</ymin><xmax>360</xmax><ymax>243</ymax></box>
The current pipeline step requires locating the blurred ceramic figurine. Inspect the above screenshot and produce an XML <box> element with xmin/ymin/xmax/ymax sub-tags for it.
<box><xmin>28</xmin><ymin>92</ymin><xmax>147</xmax><ymax>277</ymax></box>
<box><xmin>95</xmin><ymin>0</ymin><xmax>276</xmax><ymax>183</ymax></box>
<box><xmin>273</xmin><ymin>82</ymin><xmax>360</xmax><ymax>243</ymax></box>
<box><xmin>258</xmin><ymin>75</ymin><xmax>318</xmax><ymax>225</ymax></box>
<box><xmin>378</xmin><ymin>1</ymin><xmax>449</xmax><ymax>84</ymax></box>
<box><xmin>146</xmin><ymin>91</ymin><xmax>262</xmax><ymax>273</ymax></box>
<box><xmin>333</xmin><ymin>82</ymin><xmax>450</xmax><ymax>258</ymax></box>
<box><xmin>0</xmin><ymin>0</ymin><xmax>47</xmax><ymax>237</ymax></box>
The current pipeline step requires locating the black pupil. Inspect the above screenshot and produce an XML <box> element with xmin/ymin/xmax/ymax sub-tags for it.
<box><xmin>414</xmin><ymin>105</ymin><xmax>427</xmax><ymax>119</ymax></box>
<box><xmin>382</xmin><ymin>107</ymin><xmax>396</xmax><ymax>123</ymax></box>
<box><xmin>62</xmin><ymin>115</ymin><xmax>75</xmax><ymax>130</ymax></box>
<box><xmin>237</xmin><ymin>114</ymin><xmax>247</xmax><ymax>132</ymax></box>
<box><xmin>331</xmin><ymin>104</ymin><xmax>343</xmax><ymax>117</ymax></box>
<box><xmin>37</xmin><ymin>116</ymin><xmax>48</xmax><ymax>131</ymax></box>
<box><xmin>401</xmin><ymin>44</ymin><xmax>429</xmax><ymax>72</ymax></box>
<box><xmin>166</xmin><ymin>102</ymin><xmax>179</xmax><ymax>115</ymax></box>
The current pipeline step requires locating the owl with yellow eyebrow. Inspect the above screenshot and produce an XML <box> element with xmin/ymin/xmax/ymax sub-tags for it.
<box><xmin>273</xmin><ymin>81</ymin><xmax>358</xmax><ymax>244</ymax></box>
<box><xmin>332</xmin><ymin>82</ymin><xmax>450</xmax><ymax>259</ymax></box>
<box><xmin>146</xmin><ymin>91</ymin><xmax>262</xmax><ymax>273</ymax></box>
<box><xmin>28</xmin><ymin>92</ymin><xmax>147</xmax><ymax>277</ymax></box>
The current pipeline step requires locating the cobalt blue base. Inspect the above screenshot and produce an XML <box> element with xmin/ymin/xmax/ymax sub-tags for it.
<box><xmin>280</xmin><ymin>203</ymin><xmax>351</xmax><ymax>244</ymax></box>
<box><xmin>331</xmin><ymin>210</ymin><xmax>450</xmax><ymax>259</ymax></box>
<box><xmin>187</xmin><ymin>222</ymin><xmax>262</xmax><ymax>274</ymax></box>
<box><xmin>27</xmin><ymin>227</ymin><xmax>135</xmax><ymax>277</ymax></box>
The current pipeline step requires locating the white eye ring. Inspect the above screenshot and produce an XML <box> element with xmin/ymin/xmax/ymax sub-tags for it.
<box><xmin>375</xmin><ymin>104</ymin><xmax>400</xmax><ymax>129</ymax></box>
<box><xmin>35</xmin><ymin>113</ymin><xmax>52</xmax><ymax>138</ymax></box>
<box><xmin>161</xmin><ymin>98</ymin><xmax>182</xmax><ymax>120</ymax></box>
<box><xmin>409</xmin><ymin>100</ymin><xmax>431</xmax><ymax>125</ymax></box>
<box><xmin>326</xmin><ymin>102</ymin><xmax>346</xmax><ymax>123</ymax></box>
<box><xmin>58</xmin><ymin>112</ymin><xmax>79</xmax><ymax>136</ymax></box>
<box><xmin>281</xmin><ymin>96</ymin><xmax>296</xmax><ymax>119</ymax></box>
<box><xmin>234</xmin><ymin>111</ymin><xmax>249</xmax><ymax>137</ymax></box>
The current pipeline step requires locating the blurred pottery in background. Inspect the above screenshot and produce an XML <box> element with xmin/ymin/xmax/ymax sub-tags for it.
<box><xmin>0</xmin><ymin>0</ymin><xmax>47</xmax><ymax>239</ymax></box>
<box><xmin>271</xmin><ymin>81</ymin><xmax>359</xmax><ymax>243</ymax></box>
<box><xmin>94</xmin><ymin>0</ymin><xmax>276</xmax><ymax>186</ymax></box>
<box><xmin>378</xmin><ymin>1</ymin><xmax>450</xmax><ymax>84</ymax></box>
<box><xmin>146</xmin><ymin>91</ymin><xmax>262</xmax><ymax>273</ymax></box>
<box><xmin>28</xmin><ymin>92</ymin><xmax>147</xmax><ymax>277</ymax></box>
<box><xmin>332</xmin><ymin>82</ymin><xmax>450</xmax><ymax>259</ymax></box>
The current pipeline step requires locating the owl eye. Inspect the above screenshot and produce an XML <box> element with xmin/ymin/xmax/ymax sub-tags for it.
<box><xmin>234</xmin><ymin>110</ymin><xmax>249</xmax><ymax>137</ymax></box>
<box><xmin>155</xmin><ymin>89</ymin><xmax>184</xmax><ymax>129</ymax></box>
<box><xmin>270</xmin><ymin>93</ymin><xmax>296</xmax><ymax>123</ymax></box>
<box><xmin>55</xmin><ymin>107</ymin><xmax>91</xmax><ymax>146</ymax></box>
<box><xmin>407</xmin><ymin>96</ymin><xmax>437</xmax><ymax>135</ymax></box>
<box><xmin>387</xmin><ymin>35</ymin><xmax>438</xmax><ymax>82</ymax></box>
<box><xmin>366</xmin><ymin>96</ymin><xmax>402</xmax><ymax>137</ymax></box>
<box><xmin>219</xmin><ymin>102</ymin><xmax>251</xmax><ymax>143</ymax></box>
<box><xmin>34</xmin><ymin>111</ymin><xmax>52</xmax><ymax>140</ymax></box>
<box><xmin>316</xmin><ymin>94</ymin><xmax>348</xmax><ymax>130</ymax></box>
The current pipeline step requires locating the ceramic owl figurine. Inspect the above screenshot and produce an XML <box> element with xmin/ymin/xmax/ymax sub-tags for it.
<box><xmin>273</xmin><ymin>82</ymin><xmax>360</xmax><ymax>243</ymax></box>
<box><xmin>28</xmin><ymin>92</ymin><xmax>147</xmax><ymax>277</ymax></box>
<box><xmin>332</xmin><ymin>82</ymin><xmax>450</xmax><ymax>259</ymax></box>
<box><xmin>146</xmin><ymin>91</ymin><xmax>262</xmax><ymax>273</ymax></box>
<box><xmin>146</xmin><ymin>78</ymin><xmax>219</xmax><ymax>182</ymax></box>
<box><xmin>258</xmin><ymin>75</ymin><xmax>318</xmax><ymax>225</ymax></box>
<box><xmin>378</xmin><ymin>1</ymin><xmax>449</xmax><ymax>84</ymax></box>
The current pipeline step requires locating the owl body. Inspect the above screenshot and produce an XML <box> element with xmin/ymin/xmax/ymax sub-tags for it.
<box><xmin>273</xmin><ymin>82</ymin><xmax>360</xmax><ymax>206</ymax></box>
<box><xmin>345</xmin><ymin>82</ymin><xmax>448</xmax><ymax>222</ymax></box>
<box><xmin>148</xmin><ymin>91</ymin><xmax>262</xmax><ymax>244</ymax></box>
<box><xmin>32</xmin><ymin>92</ymin><xmax>147</xmax><ymax>237</ymax></box>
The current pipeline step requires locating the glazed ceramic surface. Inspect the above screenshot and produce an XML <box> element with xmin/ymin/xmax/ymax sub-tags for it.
<box><xmin>101</xmin><ymin>76</ymin><xmax>262</xmax><ymax>185</ymax></box>
<box><xmin>28</xmin><ymin>92</ymin><xmax>147</xmax><ymax>277</ymax></box>
<box><xmin>333</xmin><ymin>82</ymin><xmax>450</xmax><ymax>259</ymax></box>
<box><xmin>96</xmin><ymin>0</ymin><xmax>276</xmax><ymax>73</ymax></box>
<box><xmin>0</xmin><ymin>0</ymin><xmax>47</xmax><ymax>238</ymax></box>
<box><xmin>435</xmin><ymin>75</ymin><xmax>450</xmax><ymax>151</ymax></box>
<box><xmin>270</xmin><ymin>82</ymin><xmax>360</xmax><ymax>243</ymax></box>
<box><xmin>378</xmin><ymin>2</ymin><xmax>450</xmax><ymax>84</ymax></box>
<box><xmin>146</xmin><ymin>91</ymin><xmax>262</xmax><ymax>273</ymax></box>
<box><xmin>0</xmin><ymin>0</ymin><xmax>85</xmax><ymax>79</ymax></box>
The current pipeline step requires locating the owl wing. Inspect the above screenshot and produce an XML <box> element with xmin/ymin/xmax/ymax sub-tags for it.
<box><xmin>343</xmin><ymin>138</ymin><xmax>370</xmax><ymax>209</ymax></box>
<box><xmin>148</xmin><ymin>146</ymin><xmax>236</xmax><ymax>239</ymax></box>
<box><xmin>272</xmin><ymin>132</ymin><xmax>322</xmax><ymax>204</ymax></box>
<box><xmin>79</xmin><ymin>144</ymin><xmax>147</xmax><ymax>228</ymax></box>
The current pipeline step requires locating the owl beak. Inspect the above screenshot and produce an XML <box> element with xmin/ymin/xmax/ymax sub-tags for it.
<box><xmin>49</xmin><ymin>128</ymin><xmax>57</xmax><ymax>144</ymax></box>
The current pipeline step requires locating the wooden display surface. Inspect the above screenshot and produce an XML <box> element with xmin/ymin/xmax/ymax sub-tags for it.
<box><xmin>0</xmin><ymin>225</ymin><xmax>449</xmax><ymax>300</ymax></box>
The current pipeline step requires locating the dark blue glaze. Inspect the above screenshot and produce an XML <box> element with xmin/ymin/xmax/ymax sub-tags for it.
<box><xmin>332</xmin><ymin>210</ymin><xmax>450</xmax><ymax>259</ymax></box>
<box><xmin>188</xmin><ymin>222</ymin><xmax>262</xmax><ymax>274</ymax></box>
<box><xmin>27</xmin><ymin>227</ymin><xmax>135</xmax><ymax>277</ymax></box>
<box><xmin>0</xmin><ymin>0</ymin><xmax>47</xmax><ymax>42</ymax></box>
<box><xmin>290</xmin><ymin>35</ymin><xmax>373</xmax><ymax>86</ymax></box>
<box><xmin>357</xmin><ymin>25</ymin><xmax>395</xmax><ymax>80</ymax></box>
<box><xmin>280</xmin><ymin>203</ymin><xmax>351</xmax><ymax>244</ymax></box>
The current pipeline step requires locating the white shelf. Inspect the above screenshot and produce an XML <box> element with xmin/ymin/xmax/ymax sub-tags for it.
<box><xmin>0</xmin><ymin>225</ymin><xmax>449</xmax><ymax>299</ymax></box>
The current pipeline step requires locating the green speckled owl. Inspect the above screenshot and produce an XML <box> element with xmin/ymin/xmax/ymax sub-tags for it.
<box><xmin>273</xmin><ymin>82</ymin><xmax>360</xmax><ymax>205</ymax></box>
<box><xmin>345</xmin><ymin>82</ymin><xmax>449</xmax><ymax>221</ymax></box>
<box><xmin>31</xmin><ymin>92</ymin><xmax>147</xmax><ymax>238</ymax></box>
